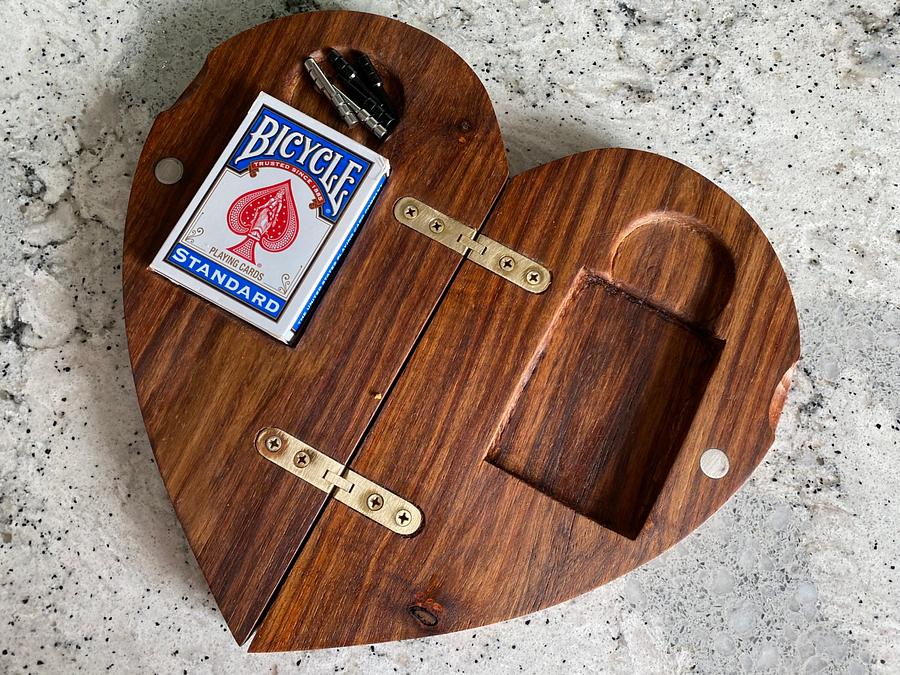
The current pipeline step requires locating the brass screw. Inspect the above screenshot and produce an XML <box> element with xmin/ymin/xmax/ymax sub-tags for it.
<box><xmin>499</xmin><ymin>256</ymin><xmax>515</xmax><ymax>271</ymax></box>
<box><xmin>403</xmin><ymin>204</ymin><xmax>418</xmax><ymax>219</ymax></box>
<box><xmin>525</xmin><ymin>268</ymin><xmax>543</xmax><ymax>286</ymax></box>
<box><xmin>265</xmin><ymin>436</ymin><xmax>282</xmax><ymax>452</ymax></box>
<box><xmin>366</xmin><ymin>493</ymin><xmax>384</xmax><ymax>511</ymax></box>
<box><xmin>293</xmin><ymin>450</ymin><xmax>311</xmax><ymax>468</ymax></box>
<box><xmin>395</xmin><ymin>509</ymin><xmax>412</xmax><ymax>527</ymax></box>
<box><xmin>429</xmin><ymin>218</ymin><xmax>445</xmax><ymax>233</ymax></box>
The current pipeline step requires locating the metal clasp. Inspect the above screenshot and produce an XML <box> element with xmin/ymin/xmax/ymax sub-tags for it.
<box><xmin>256</xmin><ymin>428</ymin><xmax>422</xmax><ymax>535</ymax></box>
<box><xmin>394</xmin><ymin>197</ymin><xmax>551</xmax><ymax>293</ymax></box>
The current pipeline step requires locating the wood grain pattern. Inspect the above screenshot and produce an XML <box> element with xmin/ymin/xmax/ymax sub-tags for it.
<box><xmin>487</xmin><ymin>272</ymin><xmax>723</xmax><ymax>539</ymax></box>
<box><xmin>125</xmin><ymin>11</ymin><xmax>800</xmax><ymax>652</ymax></box>
<box><xmin>122</xmin><ymin>11</ymin><xmax>507</xmax><ymax>644</ymax></box>
<box><xmin>250</xmin><ymin>148</ymin><xmax>800</xmax><ymax>651</ymax></box>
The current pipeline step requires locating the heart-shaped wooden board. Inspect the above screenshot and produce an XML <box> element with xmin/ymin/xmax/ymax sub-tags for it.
<box><xmin>124</xmin><ymin>11</ymin><xmax>799</xmax><ymax>651</ymax></box>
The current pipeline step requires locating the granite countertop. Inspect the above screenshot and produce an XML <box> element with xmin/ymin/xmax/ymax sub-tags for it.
<box><xmin>1</xmin><ymin>0</ymin><xmax>897</xmax><ymax>672</ymax></box>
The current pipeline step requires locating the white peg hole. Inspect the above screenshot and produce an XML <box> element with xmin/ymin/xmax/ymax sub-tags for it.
<box><xmin>154</xmin><ymin>157</ymin><xmax>183</xmax><ymax>184</ymax></box>
<box><xmin>700</xmin><ymin>448</ymin><xmax>729</xmax><ymax>479</ymax></box>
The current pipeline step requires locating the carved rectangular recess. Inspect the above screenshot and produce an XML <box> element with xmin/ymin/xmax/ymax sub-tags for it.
<box><xmin>487</xmin><ymin>271</ymin><xmax>723</xmax><ymax>540</ymax></box>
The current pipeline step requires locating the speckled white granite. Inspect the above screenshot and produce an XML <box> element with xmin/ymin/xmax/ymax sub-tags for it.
<box><xmin>1</xmin><ymin>0</ymin><xmax>898</xmax><ymax>672</ymax></box>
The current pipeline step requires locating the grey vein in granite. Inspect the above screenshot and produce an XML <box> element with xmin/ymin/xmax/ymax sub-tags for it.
<box><xmin>0</xmin><ymin>0</ymin><xmax>898</xmax><ymax>673</ymax></box>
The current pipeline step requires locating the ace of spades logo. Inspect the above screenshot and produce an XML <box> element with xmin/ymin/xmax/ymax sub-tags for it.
<box><xmin>225</xmin><ymin>179</ymin><xmax>300</xmax><ymax>264</ymax></box>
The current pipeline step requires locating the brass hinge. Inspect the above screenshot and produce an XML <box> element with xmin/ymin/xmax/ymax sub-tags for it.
<box><xmin>393</xmin><ymin>197</ymin><xmax>551</xmax><ymax>293</ymax></box>
<box><xmin>256</xmin><ymin>428</ymin><xmax>422</xmax><ymax>535</ymax></box>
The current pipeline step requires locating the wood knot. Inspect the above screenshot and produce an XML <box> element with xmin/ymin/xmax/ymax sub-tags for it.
<box><xmin>409</xmin><ymin>594</ymin><xmax>443</xmax><ymax>627</ymax></box>
<box><xmin>409</xmin><ymin>605</ymin><xmax>439</xmax><ymax>626</ymax></box>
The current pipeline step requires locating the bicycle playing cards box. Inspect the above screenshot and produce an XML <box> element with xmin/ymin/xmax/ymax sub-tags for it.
<box><xmin>150</xmin><ymin>92</ymin><xmax>389</xmax><ymax>343</ymax></box>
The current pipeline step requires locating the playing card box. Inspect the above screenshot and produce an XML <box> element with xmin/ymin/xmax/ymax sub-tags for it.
<box><xmin>150</xmin><ymin>92</ymin><xmax>390</xmax><ymax>342</ymax></box>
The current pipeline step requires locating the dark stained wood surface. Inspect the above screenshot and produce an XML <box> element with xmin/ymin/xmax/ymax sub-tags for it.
<box><xmin>250</xmin><ymin>148</ymin><xmax>800</xmax><ymax>651</ymax></box>
<box><xmin>125</xmin><ymin>10</ymin><xmax>800</xmax><ymax>653</ymax></box>
<box><xmin>122</xmin><ymin>11</ymin><xmax>507</xmax><ymax>644</ymax></box>
<box><xmin>487</xmin><ymin>272</ymin><xmax>724</xmax><ymax>540</ymax></box>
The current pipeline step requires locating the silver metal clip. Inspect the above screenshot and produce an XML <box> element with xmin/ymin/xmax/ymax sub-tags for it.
<box><xmin>336</xmin><ymin>88</ymin><xmax>388</xmax><ymax>139</ymax></box>
<box><xmin>304</xmin><ymin>58</ymin><xmax>357</xmax><ymax>126</ymax></box>
<box><xmin>304</xmin><ymin>58</ymin><xmax>388</xmax><ymax>139</ymax></box>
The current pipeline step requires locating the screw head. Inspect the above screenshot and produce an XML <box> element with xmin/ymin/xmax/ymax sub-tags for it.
<box><xmin>293</xmin><ymin>450</ymin><xmax>311</xmax><ymax>468</ymax></box>
<box><xmin>366</xmin><ymin>493</ymin><xmax>384</xmax><ymax>511</ymax></box>
<box><xmin>525</xmin><ymin>268</ymin><xmax>543</xmax><ymax>286</ymax></box>
<box><xmin>499</xmin><ymin>255</ymin><xmax>515</xmax><ymax>272</ymax></box>
<box><xmin>265</xmin><ymin>435</ymin><xmax>282</xmax><ymax>452</ymax></box>
<box><xmin>429</xmin><ymin>218</ymin><xmax>445</xmax><ymax>233</ymax></box>
<box><xmin>394</xmin><ymin>509</ymin><xmax>412</xmax><ymax>527</ymax></box>
<box><xmin>403</xmin><ymin>204</ymin><xmax>418</xmax><ymax>219</ymax></box>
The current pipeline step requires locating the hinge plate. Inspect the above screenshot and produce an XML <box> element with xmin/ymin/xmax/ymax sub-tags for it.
<box><xmin>256</xmin><ymin>428</ymin><xmax>422</xmax><ymax>535</ymax></box>
<box><xmin>394</xmin><ymin>197</ymin><xmax>551</xmax><ymax>293</ymax></box>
